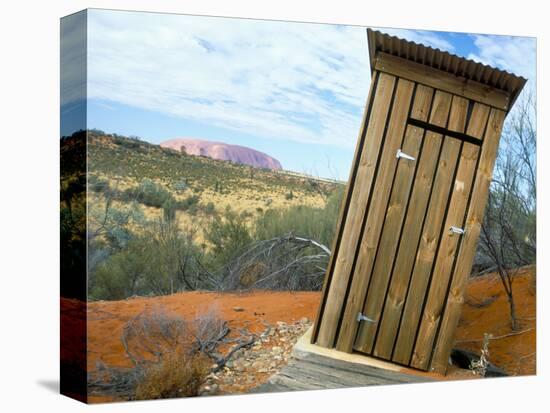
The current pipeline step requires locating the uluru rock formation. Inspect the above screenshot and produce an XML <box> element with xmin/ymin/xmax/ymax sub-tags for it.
<box><xmin>160</xmin><ymin>138</ymin><xmax>282</xmax><ymax>170</ymax></box>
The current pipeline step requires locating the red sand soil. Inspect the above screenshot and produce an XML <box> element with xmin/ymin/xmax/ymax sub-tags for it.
<box><xmin>63</xmin><ymin>266</ymin><xmax>535</xmax><ymax>401</ymax></box>
<box><xmin>86</xmin><ymin>291</ymin><xmax>321</xmax><ymax>372</ymax></box>
<box><xmin>453</xmin><ymin>266</ymin><xmax>536</xmax><ymax>376</ymax></box>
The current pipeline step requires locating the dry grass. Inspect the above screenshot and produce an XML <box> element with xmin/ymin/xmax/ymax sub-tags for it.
<box><xmin>134</xmin><ymin>351</ymin><xmax>211</xmax><ymax>400</ymax></box>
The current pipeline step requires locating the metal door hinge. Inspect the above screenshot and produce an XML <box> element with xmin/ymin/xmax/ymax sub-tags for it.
<box><xmin>396</xmin><ymin>149</ymin><xmax>416</xmax><ymax>161</ymax></box>
<box><xmin>450</xmin><ymin>226</ymin><xmax>465</xmax><ymax>235</ymax></box>
<box><xmin>357</xmin><ymin>312</ymin><xmax>377</xmax><ymax>323</ymax></box>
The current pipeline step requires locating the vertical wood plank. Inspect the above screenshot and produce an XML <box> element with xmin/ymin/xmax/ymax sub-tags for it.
<box><xmin>354</xmin><ymin>123</ymin><xmax>424</xmax><ymax>353</ymax></box>
<box><xmin>390</xmin><ymin>93</ymin><xmax>467</xmax><ymax>365</ymax></box>
<box><xmin>315</xmin><ymin>72</ymin><xmax>396</xmax><ymax>347</ymax></box>
<box><xmin>373</xmin><ymin>130</ymin><xmax>442</xmax><ymax>359</ymax></box>
<box><xmin>312</xmin><ymin>71</ymin><xmax>380</xmax><ymax>343</ymax></box>
<box><xmin>464</xmin><ymin>103</ymin><xmax>491</xmax><ymax>140</ymax></box>
<box><xmin>410</xmin><ymin>102</ymin><xmax>489</xmax><ymax>370</ymax></box>
<box><xmin>410</xmin><ymin>141</ymin><xmax>480</xmax><ymax>370</ymax></box>
<box><xmin>353</xmin><ymin>86</ymin><xmax>433</xmax><ymax>355</ymax></box>
<box><xmin>447</xmin><ymin>97</ymin><xmax>469</xmax><ymax>133</ymax></box>
<box><xmin>335</xmin><ymin>79</ymin><xmax>415</xmax><ymax>352</ymax></box>
<box><xmin>410</xmin><ymin>85</ymin><xmax>435</xmax><ymax>122</ymax></box>
<box><xmin>429</xmin><ymin>109</ymin><xmax>505</xmax><ymax>373</ymax></box>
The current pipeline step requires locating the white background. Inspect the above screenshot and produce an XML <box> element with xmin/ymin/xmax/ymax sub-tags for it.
<box><xmin>0</xmin><ymin>0</ymin><xmax>547</xmax><ymax>411</ymax></box>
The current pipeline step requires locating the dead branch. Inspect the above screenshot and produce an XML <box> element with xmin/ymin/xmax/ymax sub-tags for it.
<box><xmin>207</xmin><ymin>335</ymin><xmax>257</xmax><ymax>373</ymax></box>
<box><xmin>455</xmin><ymin>327</ymin><xmax>535</xmax><ymax>344</ymax></box>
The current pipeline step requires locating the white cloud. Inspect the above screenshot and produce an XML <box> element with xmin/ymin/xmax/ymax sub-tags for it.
<box><xmin>468</xmin><ymin>34</ymin><xmax>536</xmax><ymax>124</ymax></box>
<box><xmin>87</xmin><ymin>10</ymin><xmax>372</xmax><ymax>147</ymax></box>
<box><xmin>83</xmin><ymin>11</ymin><xmax>535</xmax><ymax>148</ymax></box>
<box><xmin>376</xmin><ymin>28</ymin><xmax>456</xmax><ymax>52</ymax></box>
<box><xmin>468</xmin><ymin>34</ymin><xmax>536</xmax><ymax>83</ymax></box>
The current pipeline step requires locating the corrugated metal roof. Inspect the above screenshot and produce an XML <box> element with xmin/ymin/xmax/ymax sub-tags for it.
<box><xmin>367</xmin><ymin>29</ymin><xmax>527</xmax><ymax>110</ymax></box>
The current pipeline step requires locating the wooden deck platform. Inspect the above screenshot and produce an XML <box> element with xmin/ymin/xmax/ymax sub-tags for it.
<box><xmin>253</xmin><ymin>327</ymin><xmax>436</xmax><ymax>393</ymax></box>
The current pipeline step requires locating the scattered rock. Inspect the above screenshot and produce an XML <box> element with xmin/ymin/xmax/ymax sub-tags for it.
<box><xmin>204</xmin><ymin>319</ymin><xmax>310</xmax><ymax>396</ymax></box>
<box><xmin>233</xmin><ymin>306</ymin><xmax>245</xmax><ymax>312</ymax></box>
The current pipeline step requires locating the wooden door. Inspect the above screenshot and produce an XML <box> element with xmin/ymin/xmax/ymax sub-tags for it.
<box><xmin>352</xmin><ymin>86</ymin><xmax>488</xmax><ymax>367</ymax></box>
<box><xmin>336</xmin><ymin>78</ymin><xmax>492</xmax><ymax>370</ymax></box>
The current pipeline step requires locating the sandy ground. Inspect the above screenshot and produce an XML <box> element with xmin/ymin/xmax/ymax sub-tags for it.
<box><xmin>86</xmin><ymin>291</ymin><xmax>320</xmax><ymax>372</ymax></box>
<box><xmin>63</xmin><ymin>267</ymin><xmax>535</xmax><ymax>402</ymax></box>
<box><xmin>453</xmin><ymin>266</ymin><xmax>536</xmax><ymax>376</ymax></box>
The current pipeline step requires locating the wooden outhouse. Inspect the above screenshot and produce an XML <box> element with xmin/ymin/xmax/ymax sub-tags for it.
<box><xmin>312</xmin><ymin>29</ymin><xmax>526</xmax><ymax>374</ymax></box>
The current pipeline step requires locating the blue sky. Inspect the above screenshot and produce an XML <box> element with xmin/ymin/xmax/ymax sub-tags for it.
<box><xmin>61</xmin><ymin>9</ymin><xmax>536</xmax><ymax>180</ymax></box>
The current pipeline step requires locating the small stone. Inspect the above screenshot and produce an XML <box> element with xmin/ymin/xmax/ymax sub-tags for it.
<box><xmin>258</xmin><ymin>368</ymin><xmax>269</xmax><ymax>373</ymax></box>
<box><xmin>271</xmin><ymin>346</ymin><xmax>282</xmax><ymax>353</ymax></box>
<box><xmin>300</xmin><ymin>317</ymin><xmax>310</xmax><ymax>324</ymax></box>
<box><xmin>233</xmin><ymin>306</ymin><xmax>245</xmax><ymax>312</ymax></box>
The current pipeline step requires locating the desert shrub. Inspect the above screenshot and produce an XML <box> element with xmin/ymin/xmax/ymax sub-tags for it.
<box><xmin>174</xmin><ymin>179</ymin><xmax>188</xmax><ymax>192</ymax></box>
<box><xmin>118</xmin><ymin>139</ymin><xmax>141</xmax><ymax>150</ymax></box>
<box><xmin>254</xmin><ymin>186</ymin><xmax>343</xmax><ymax>248</ymax></box>
<box><xmin>204</xmin><ymin>206</ymin><xmax>253</xmax><ymax>270</ymax></box>
<box><xmin>163</xmin><ymin>198</ymin><xmax>176</xmax><ymax>222</ymax></box>
<box><xmin>134</xmin><ymin>351</ymin><xmax>210</xmax><ymax>400</ymax></box>
<box><xmin>90</xmin><ymin>217</ymin><xmax>203</xmax><ymax>299</ymax></box>
<box><xmin>285</xmin><ymin>190</ymin><xmax>294</xmax><ymax>200</ymax></box>
<box><xmin>204</xmin><ymin>202</ymin><xmax>215</xmax><ymax>215</ymax></box>
<box><xmin>89</xmin><ymin>306</ymin><xmax>219</xmax><ymax>400</ymax></box>
<box><xmin>122</xmin><ymin>306</ymin><xmax>192</xmax><ymax>364</ymax></box>
<box><xmin>90</xmin><ymin>238</ymin><xmax>152</xmax><ymax>300</ymax></box>
<box><xmin>126</xmin><ymin>178</ymin><xmax>172</xmax><ymax>208</ymax></box>
<box><xmin>175</xmin><ymin>194</ymin><xmax>200</xmax><ymax>213</ymax></box>
<box><xmin>88</xmin><ymin>175</ymin><xmax>110</xmax><ymax>193</ymax></box>
<box><xmin>125</xmin><ymin>307</ymin><xmax>222</xmax><ymax>399</ymax></box>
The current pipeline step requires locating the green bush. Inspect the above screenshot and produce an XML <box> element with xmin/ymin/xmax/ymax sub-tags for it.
<box><xmin>126</xmin><ymin>179</ymin><xmax>173</xmax><ymax>208</ymax></box>
<box><xmin>204</xmin><ymin>206</ymin><xmax>252</xmax><ymax>270</ymax></box>
<box><xmin>88</xmin><ymin>175</ymin><xmax>110</xmax><ymax>193</ymax></box>
<box><xmin>91</xmin><ymin>238</ymin><xmax>152</xmax><ymax>300</ymax></box>
<box><xmin>204</xmin><ymin>202</ymin><xmax>216</xmax><ymax>215</ymax></box>
<box><xmin>174</xmin><ymin>179</ymin><xmax>188</xmax><ymax>192</ymax></box>
<box><xmin>254</xmin><ymin>186</ymin><xmax>343</xmax><ymax>248</ymax></box>
<box><xmin>163</xmin><ymin>198</ymin><xmax>176</xmax><ymax>222</ymax></box>
<box><xmin>175</xmin><ymin>195</ymin><xmax>200</xmax><ymax>213</ymax></box>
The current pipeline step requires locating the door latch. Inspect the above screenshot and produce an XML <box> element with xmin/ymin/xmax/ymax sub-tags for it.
<box><xmin>396</xmin><ymin>149</ymin><xmax>416</xmax><ymax>161</ymax></box>
<box><xmin>357</xmin><ymin>312</ymin><xmax>377</xmax><ymax>323</ymax></box>
<box><xmin>450</xmin><ymin>226</ymin><xmax>465</xmax><ymax>235</ymax></box>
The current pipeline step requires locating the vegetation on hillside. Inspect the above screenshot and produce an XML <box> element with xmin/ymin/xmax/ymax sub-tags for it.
<box><xmin>61</xmin><ymin>130</ymin><xmax>344</xmax><ymax>300</ymax></box>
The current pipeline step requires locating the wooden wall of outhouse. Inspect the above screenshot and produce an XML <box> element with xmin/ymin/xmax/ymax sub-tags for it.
<box><xmin>312</xmin><ymin>29</ymin><xmax>526</xmax><ymax>374</ymax></box>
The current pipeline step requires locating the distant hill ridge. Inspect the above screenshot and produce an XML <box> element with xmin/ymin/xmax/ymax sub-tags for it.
<box><xmin>160</xmin><ymin>138</ymin><xmax>282</xmax><ymax>170</ymax></box>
